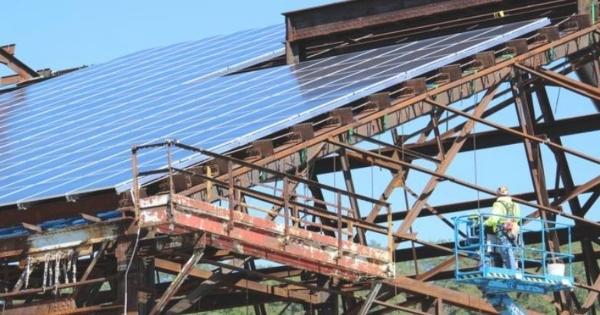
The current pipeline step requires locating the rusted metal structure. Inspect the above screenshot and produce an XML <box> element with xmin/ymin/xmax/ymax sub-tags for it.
<box><xmin>0</xmin><ymin>0</ymin><xmax>599</xmax><ymax>314</ymax></box>
<box><xmin>0</xmin><ymin>44</ymin><xmax>83</xmax><ymax>91</ymax></box>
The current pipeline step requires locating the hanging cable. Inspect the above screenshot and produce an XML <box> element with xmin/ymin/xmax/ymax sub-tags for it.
<box><xmin>553</xmin><ymin>87</ymin><xmax>562</xmax><ymax>115</ymax></box>
<box><xmin>474</xmin><ymin>130</ymin><xmax>481</xmax><ymax>215</ymax></box>
<box><xmin>473</xmin><ymin>93</ymin><xmax>481</xmax><ymax>215</ymax></box>
<box><xmin>123</xmin><ymin>225</ymin><xmax>142</xmax><ymax>315</ymax></box>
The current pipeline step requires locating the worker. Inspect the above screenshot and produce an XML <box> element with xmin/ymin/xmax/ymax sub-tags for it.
<box><xmin>484</xmin><ymin>186</ymin><xmax>521</xmax><ymax>270</ymax></box>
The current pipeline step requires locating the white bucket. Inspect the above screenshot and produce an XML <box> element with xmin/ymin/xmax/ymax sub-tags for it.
<box><xmin>548</xmin><ymin>263</ymin><xmax>565</xmax><ymax>276</ymax></box>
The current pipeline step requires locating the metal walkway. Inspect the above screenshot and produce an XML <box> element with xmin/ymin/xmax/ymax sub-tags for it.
<box><xmin>139</xmin><ymin>193</ymin><xmax>394</xmax><ymax>281</ymax></box>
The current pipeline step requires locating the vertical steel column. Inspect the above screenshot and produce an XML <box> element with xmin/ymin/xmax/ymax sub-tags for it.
<box><xmin>512</xmin><ymin>69</ymin><xmax>573</xmax><ymax>313</ymax></box>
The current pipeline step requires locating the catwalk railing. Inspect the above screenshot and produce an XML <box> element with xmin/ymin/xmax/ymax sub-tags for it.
<box><xmin>131</xmin><ymin>140</ymin><xmax>395</xmax><ymax>281</ymax></box>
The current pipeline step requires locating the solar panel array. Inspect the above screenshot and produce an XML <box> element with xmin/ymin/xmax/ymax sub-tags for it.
<box><xmin>0</xmin><ymin>19</ymin><xmax>548</xmax><ymax>207</ymax></box>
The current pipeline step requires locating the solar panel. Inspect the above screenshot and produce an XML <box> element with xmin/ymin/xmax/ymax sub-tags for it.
<box><xmin>0</xmin><ymin>19</ymin><xmax>548</xmax><ymax>207</ymax></box>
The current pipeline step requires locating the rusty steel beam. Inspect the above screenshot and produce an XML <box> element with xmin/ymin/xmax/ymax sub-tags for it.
<box><xmin>535</xmin><ymin>82</ymin><xmax>586</xmax><ymax>213</ymax></box>
<box><xmin>339</xmin><ymin>147</ymin><xmax>367</xmax><ymax>245</ymax></box>
<box><xmin>578</xmin><ymin>275</ymin><xmax>600</xmax><ymax>314</ymax></box>
<box><xmin>513</xmin><ymin>69</ymin><xmax>574</xmax><ymax>312</ymax></box>
<box><xmin>552</xmin><ymin>175</ymin><xmax>600</xmax><ymax>207</ymax></box>
<box><xmin>165</xmin><ymin>257</ymin><xmax>249</xmax><ymax>314</ymax></box>
<box><xmin>423</xmin><ymin>97</ymin><xmax>600</xmax><ymax>165</ymax></box>
<box><xmin>6</xmin><ymin>17</ymin><xmax>594</xmax><ymax>315</ymax></box>
<box><xmin>204</xmin><ymin>259</ymin><xmax>438</xmax><ymax>315</ymax></box>
<box><xmin>313</xmin><ymin>113</ymin><xmax>600</xmax><ymax>175</ymax></box>
<box><xmin>0</xmin><ymin>220</ymin><xmax>124</xmax><ymax>260</ymax></box>
<box><xmin>172</xmin><ymin>291</ymin><xmax>286</xmax><ymax>313</ymax></box>
<box><xmin>398</xmin><ymin>84</ymin><xmax>501</xmax><ymax>234</ymax></box>
<box><xmin>74</xmin><ymin>240</ymin><xmax>110</xmax><ymax>301</ymax></box>
<box><xmin>140</xmin><ymin>192</ymin><xmax>492</xmax><ymax>313</ymax></box>
<box><xmin>414</xmin><ymin>256</ymin><xmax>455</xmax><ymax>282</ymax></box>
<box><xmin>357</xmin><ymin>281</ymin><xmax>383</xmax><ymax>315</ymax></box>
<box><xmin>176</xmin><ymin>24</ymin><xmax>598</xmax><ymax>209</ymax></box>
<box><xmin>283</xmin><ymin>0</ymin><xmax>577</xmax><ymax>62</ymax></box>
<box><xmin>1</xmin><ymin>298</ymin><xmax>76</xmax><ymax>314</ymax></box>
<box><xmin>149</xmin><ymin>249</ymin><xmax>205</xmax><ymax>315</ymax></box>
<box><xmin>574</xmin><ymin>50</ymin><xmax>600</xmax><ymax>110</ymax></box>
<box><xmin>407</xmin><ymin>111</ymin><xmax>600</xmax><ymax>161</ymax></box>
<box><xmin>141</xmin><ymin>199</ymin><xmax>392</xmax><ymax>280</ymax></box>
<box><xmin>329</xmin><ymin>138</ymin><xmax>600</xmax><ymax>228</ymax></box>
<box><xmin>371</xmin><ymin>187</ymin><xmax>571</xmax><ymax>223</ymax></box>
<box><xmin>284</xmin><ymin>0</ymin><xmax>501</xmax><ymax>42</ymax></box>
<box><xmin>154</xmin><ymin>258</ymin><xmax>319</xmax><ymax>304</ymax></box>
<box><xmin>515</xmin><ymin>63</ymin><xmax>600</xmax><ymax>102</ymax></box>
<box><xmin>0</xmin><ymin>189</ymin><xmax>120</xmax><ymax>227</ymax></box>
<box><xmin>0</xmin><ymin>275</ymin><xmax>116</xmax><ymax>299</ymax></box>
<box><xmin>300</xmin><ymin>1</ymin><xmax>575</xmax><ymax>60</ymax></box>
<box><xmin>0</xmin><ymin>45</ymin><xmax>38</xmax><ymax>81</ymax></box>
<box><xmin>383</xmin><ymin>277</ymin><xmax>496</xmax><ymax>314</ymax></box>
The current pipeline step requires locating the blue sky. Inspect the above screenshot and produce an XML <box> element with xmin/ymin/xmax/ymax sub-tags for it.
<box><xmin>2</xmin><ymin>1</ymin><xmax>597</xmax><ymax>242</ymax></box>
<box><xmin>1</xmin><ymin>1</ymin><xmax>332</xmax><ymax>71</ymax></box>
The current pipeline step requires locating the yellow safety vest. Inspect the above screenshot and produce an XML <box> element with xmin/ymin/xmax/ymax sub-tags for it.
<box><xmin>484</xmin><ymin>196</ymin><xmax>521</xmax><ymax>232</ymax></box>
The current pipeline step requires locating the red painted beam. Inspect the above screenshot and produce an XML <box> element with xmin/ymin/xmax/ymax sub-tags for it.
<box><xmin>139</xmin><ymin>194</ymin><xmax>393</xmax><ymax>280</ymax></box>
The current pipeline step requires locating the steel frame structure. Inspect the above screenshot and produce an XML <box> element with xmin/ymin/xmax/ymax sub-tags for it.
<box><xmin>1</xmin><ymin>2</ymin><xmax>599</xmax><ymax>315</ymax></box>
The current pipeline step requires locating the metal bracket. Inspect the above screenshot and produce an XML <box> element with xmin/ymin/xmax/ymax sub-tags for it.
<box><xmin>248</xmin><ymin>139</ymin><xmax>274</xmax><ymax>158</ymax></box>
<box><xmin>440</xmin><ymin>64</ymin><xmax>462</xmax><ymax>82</ymax></box>
<box><xmin>507</xmin><ymin>39</ymin><xmax>529</xmax><ymax>55</ymax></box>
<box><xmin>405</xmin><ymin>77</ymin><xmax>428</xmax><ymax>95</ymax></box>
<box><xmin>290</xmin><ymin>123</ymin><xmax>315</xmax><ymax>142</ymax></box>
<box><xmin>475</xmin><ymin>51</ymin><xmax>496</xmax><ymax>68</ymax></box>
<box><xmin>537</xmin><ymin>26</ymin><xmax>560</xmax><ymax>43</ymax></box>
<box><xmin>329</xmin><ymin>108</ymin><xmax>354</xmax><ymax>125</ymax></box>
<box><xmin>366</xmin><ymin>93</ymin><xmax>392</xmax><ymax>111</ymax></box>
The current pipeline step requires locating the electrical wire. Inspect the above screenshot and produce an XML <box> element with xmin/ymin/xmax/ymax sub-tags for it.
<box><xmin>474</xmin><ymin>130</ymin><xmax>481</xmax><ymax>215</ymax></box>
<box><xmin>553</xmin><ymin>87</ymin><xmax>562</xmax><ymax>115</ymax></box>
<box><xmin>473</xmin><ymin>93</ymin><xmax>481</xmax><ymax>215</ymax></box>
<box><xmin>123</xmin><ymin>225</ymin><xmax>141</xmax><ymax>315</ymax></box>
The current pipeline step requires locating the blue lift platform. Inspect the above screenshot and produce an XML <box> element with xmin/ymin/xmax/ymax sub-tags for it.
<box><xmin>453</xmin><ymin>214</ymin><xmax>574</xmax><ymax>314</ymax></box>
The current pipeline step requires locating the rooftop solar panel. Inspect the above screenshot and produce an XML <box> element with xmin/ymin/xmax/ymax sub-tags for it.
<box><xmin>0</xmin><ymin>19</ymin><xmax>548</xmax><ymax>207</ymax></box>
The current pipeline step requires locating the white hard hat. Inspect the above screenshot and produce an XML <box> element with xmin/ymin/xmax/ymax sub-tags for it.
<box><xmin>497</xmin><ymin>186</ymin><xmax>509</xmax><ymax>196</ymax></box>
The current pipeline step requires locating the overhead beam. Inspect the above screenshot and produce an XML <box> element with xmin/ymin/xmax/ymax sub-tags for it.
<box><xmin>329</xmin><ymin>139</ymin><xmax>600</xmax><ymax>228</ymax></box>
<box><xmin>313</xmin><ymin>113</ymin><xmax>600</xmax><ymax>175</ymax></box>
<box><xmin>578</xmin><ymin>275</ymin><xmax>600</xmax><ymax>314</ymax></box>
<box><xmin>149</xmin><ymin>249</ymin><xmax>205</xmax><ymax>315</ymax></box>
<box><xmin>371</xmin><ymin>187</ymin><xmax>571</xmax><ymax>223</ymax></box>
<box><xmin>0</xmin><ymin>45</ymin><xmax>39</xmax><ymax>80</ymax></box>
<box><xmin>154</xmin><ymin>258</ymin><xmax>319</xmax><ymax>304</ymax></box>
<box><xmin>423</xmin><ymin>98</ymin><xmax>600</xmax><ymax>165</ymax></box>
<box><xmin>515</xmin><ymin>63</ymin><xmax>600</xmax><ymax>102</ymax></box>
<box><xmin>398</xmin><ymin>84</ymin><xmax>500</xmax><ymax>234</ymax></box>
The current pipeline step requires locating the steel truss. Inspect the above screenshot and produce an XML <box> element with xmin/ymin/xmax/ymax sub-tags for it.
<box><xmin>0</xmin><ymin>13</ymin><xmax>599</xmax><ymax>315</ymax></box>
